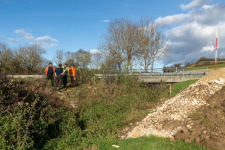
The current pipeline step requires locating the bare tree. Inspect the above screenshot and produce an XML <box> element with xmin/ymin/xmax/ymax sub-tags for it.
<box><xmin>15</xmin><ymin>44</ymin><xmax>46</xmax><ymax>73</ymax></box>
<box><xmin>99</xmin><ymin>17</ymin><xmax>141</xmax><ymax>71</ymax></box>
<box><xmin>137</xmin><ymin>18</ymin><xmax>155</xmax><ymax>72</ymax></box>
<box><xmin>100</xmin><ymin>53</ymin><xmax>117</xmax><ymax>70</ymax></box>
<box><xmin>99</xmin><ymin>19</ymin><xmax>125</xmax><ymax>71</ymax></box>
<box><xmin>149</xmin><ymin>29</ymin><xmax>168</xmax><ymax>72</ymax></box>
<box><xmin>0</xmin><ymin>42</ymin><xmax>14</xmax><ymax>72</ymax></box>
<box><xmin>91</xmin><ymin>52</ymin><xmax>103</xmax><ymax>69</ymax></box>
<box><xmin>74</xmin><ymin>49</ymin><xmax>91</xmax><ymax>69</ymax></box>
<box><xmin>64</xmin><ymin>51</ymin><xmax>76</xmax><ymax>66</ymax></box>
<box><xmin>0</xmin><ymin>43</ymin><xmax>12</xmax><ymax>67</ymax></box>
<box><xmin>120</xmin><ymin>18</ymin><xmax>139</xmax><ymax>71</ymax></box>
<box><xmin>54</xmin><ymin>49</ymin><xmax>64</xmax><ymax>65</ymax></box>
<box><xmin>100</xmin><ymin>17</ymin><xmax>168</xmax><ymax>72</ymax></box>
<box><xmin>137</xmin><ymin>18</ymin><xmax>168</xmax><ymax>72</ymax></box>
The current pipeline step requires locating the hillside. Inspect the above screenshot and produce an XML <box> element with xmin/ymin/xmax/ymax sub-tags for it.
<box><xmin>190</xmin><ymin>57</ymin><xmax>225</xmax><ymax>68</ymax></box>
<box><xmin>125</xmin><ymin>68</ymin><xmax>225</xmax><ymax>150</ymax></box>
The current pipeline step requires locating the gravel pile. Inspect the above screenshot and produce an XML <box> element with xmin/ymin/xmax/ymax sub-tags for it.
<box><xmin>126</xmin><ymin>69</ymin><xmax>225</xmax><ymax>139</ymax></box>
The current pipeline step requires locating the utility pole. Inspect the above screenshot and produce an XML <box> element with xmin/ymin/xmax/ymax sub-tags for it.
<box><xmin>215</xmin><ymin>27</ymin><xmax>218</xmax><ymax>71</ymax></box>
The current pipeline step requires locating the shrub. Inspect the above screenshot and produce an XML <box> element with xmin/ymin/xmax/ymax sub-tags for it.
<box><xmin>0</xmin><ymin>74</ymin><xmax>169</xmax><ymax>149</ymax></box>
<box><xmin>0</xmin><ymin>74</ymin><xmax>78</xmax><ymax>149</ymax></box>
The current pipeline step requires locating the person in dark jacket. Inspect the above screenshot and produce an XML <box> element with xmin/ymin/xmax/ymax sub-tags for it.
<box><xmin>62</xmin><ymin>63</ymin><xmax>69</xmax><ymax>88</ymax></box>
<box><xmin>45</xmin><ymin>62</ymin><xmax>55</xmax><ymax>86</ymax></box>
<box><xmin>55</xmin><ymin>63</ymin><xmax>64</xmax><ymax>92</ymax></box>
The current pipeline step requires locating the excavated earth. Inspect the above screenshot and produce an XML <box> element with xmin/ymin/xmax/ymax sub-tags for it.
<box><xmin>125</xmin><ymin>68</ymin><xmax>225</xmax><ymax>150</ymax></box>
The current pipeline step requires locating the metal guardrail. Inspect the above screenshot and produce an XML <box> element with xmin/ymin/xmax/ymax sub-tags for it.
<box><xmin>7</xmin><ymin>75</ymin><xmax>45</xmax><ymax>78</ymax></box>
<box><xmin>102</xmin><ymin>67</ymin><xmax>208</xmax><ymax>78</ymax></box>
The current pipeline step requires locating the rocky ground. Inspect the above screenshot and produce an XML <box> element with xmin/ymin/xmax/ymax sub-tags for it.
<box><xmin>56</xmin><ymin>86</ymin><xmax>81</xmax><ymax>109</ymax></box>
<box><xmin>125</xmin><ymin>68</ymin><xmax>225</xmax><ymax>150</ymax></box>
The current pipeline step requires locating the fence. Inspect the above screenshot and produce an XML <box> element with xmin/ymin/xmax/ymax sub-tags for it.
<box><xmin>102</xmin><ymin>67</ymin><xmax>208</xmax><ymax>78</ymax></box>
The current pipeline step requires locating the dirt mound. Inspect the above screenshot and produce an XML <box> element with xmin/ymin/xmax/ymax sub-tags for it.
<box><xmin>125</xmin><ymin>68</ymin><xmax>225</xmax><ymax>150</ymax></box>
<box><xmin>175</xmin><ymin>88</ymin><xmax>225</xmax><ymax>150</ymax></box>
<box><xmin>199</xmin><ymin>68</ymin><xmax>225</xmax><ymax>83</ymax></box>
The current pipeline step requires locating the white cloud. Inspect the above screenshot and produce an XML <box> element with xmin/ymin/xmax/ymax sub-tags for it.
<box><xmin>202</xmin><ymin>5</ymin><xmax>212</xmax><ymax>9</ymax></box>
<box><xmin>202</xmin><ymin>45</ymin><xmax>215</xmax><ymax>52</ymax></box>
<box><xmin>191</xmin><ymin>4</ymin><xmax>225</xmax><ymax>25</ymax></box>
<box><xmin>36</xmin><ymin>36</ymin><xmax>58</xmax><ymax>43</ymax></box>
<box><xmin>0</xmin><ymin>36</ymin><xmax>18</xmax><ymax>42</ymax></box>
<box><xmin>180</xmin><ymin>0</ymin><xmax>212</xmax><ymax>10</ymax></box>
<box><xmin>89</xmin><ymin>49</ymin><xmax>102</xmax><ymax>54</ymax></box>
<box><xmin>14</xmin><ymin>29</ymin><xmax>58</xmax><ymax>48</ymax></box>
<box><xmin>155</xmin><ymin>14</ymin><xmax>190</xmax><ymax>27</ymax></box>
<box><xmin>156</xmin><ymin>4</ymin><xmax>225</xmax><ymax>27</ymax></box>
<box><xmin>14</xmin><ymin>29</ymin><xmax>34</xmax><ymax>41</ymax></box>
<box><xmin>153</xmin><ymin>2</ymin><xmax>225</xmax><ymax>66</ymax></box>
<box><xmin>100</xmin><ymin>20</ymin><xmax>110</xmax><ymax>23</ymax></box>
<box><xmin>163</xmin><ymin>21</ymin><xmax>225</xmax><ymax>65</ymax></box>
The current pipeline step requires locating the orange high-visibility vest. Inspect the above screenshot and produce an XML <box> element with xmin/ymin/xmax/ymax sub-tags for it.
<box><xmin>69</xmin><ymin>67</ymin><xmax>76</xmax><ymax>76</ymax></box>
<box><xmin>45</xmin><ymin>66</ymin><xmax>55</xmax><ymax>75</ymax></box>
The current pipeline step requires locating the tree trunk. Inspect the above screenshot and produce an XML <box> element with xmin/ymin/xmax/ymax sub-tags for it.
<box><xmin>144</xmin><ymin>58</ymin><xmax>147</xmax><ymax>73</ymax></box>
<box><xmin>118</xmin><ymin>62</ymin><xmax>121</xmax><ymax>72</ymax></box>
<box><xmin>151</xmin><ymin>63</ymin><xmax>154</xmax><ymax>73</ymax></box>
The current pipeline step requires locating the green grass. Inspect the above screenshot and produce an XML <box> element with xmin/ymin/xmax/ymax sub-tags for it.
<box><xmin>1</xmin><ymin>76</ymin><xmax>209</xmax><ymax>150</ymax></box>
<box><xmin>110</xmin><ymin>136</ymin><xmax>209</xmax><ymax>150</ymax></box>
<box><xmin>171</xmin><ymin>79</ymin><xmax>198</xmax><ymax>97</ymax></box>
<box><xmin>189</xmin><ymin>112</ymin><xmax>203</xmax><ymax>120</ymax></box>
<box><xmin>196</xmin><ymin>64</ymin><xmax>225</xmax><ymax>68</ymax></box>
<box><xmin>200</xmin><ymin>119</ymin><xmax>211</xmax><ymax>125</ymax></box>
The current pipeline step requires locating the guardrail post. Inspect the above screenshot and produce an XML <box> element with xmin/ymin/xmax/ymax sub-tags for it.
<box><xmin>176</xmin><ymin>67</ymin><xmax>178</xmax><ymax>77</ymax></box>
<box><xmin>183</xmin><ymin>68</ymin><xmax>184</xmax><ymax>78</ymax></box>
<box><xmin>139</xmin><ymin>69</ymin><xmax>141</xmax><ymax>78</ymax></box>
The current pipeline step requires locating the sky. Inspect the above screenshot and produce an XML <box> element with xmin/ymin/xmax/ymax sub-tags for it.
<box><xmin>0</xmin><ymin>0</ymin><xmax>225</xmax><ymax>67</ymax></box>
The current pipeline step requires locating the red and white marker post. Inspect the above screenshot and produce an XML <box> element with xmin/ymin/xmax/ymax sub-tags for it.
<box><xmin>215</xmin><ymin>27</ymin><xmax>218</xmax><ymax>71</ymax></box>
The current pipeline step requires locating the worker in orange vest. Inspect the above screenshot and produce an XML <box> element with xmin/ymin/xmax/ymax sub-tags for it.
<box><xmin>45</xmin><ymin>62</ymin><xmax>55</xmax><ymax>86</ymax></box>
<box><xmin>69</xmin><ymin>64</ymin><xmax>76</xmax><ymax>87</ymax></box>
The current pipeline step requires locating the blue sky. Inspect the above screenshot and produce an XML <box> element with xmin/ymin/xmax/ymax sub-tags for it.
<box><xmin>1</xmin><ymin>0</ymin><xmax>225</xmax><ymax>67</ymax></box>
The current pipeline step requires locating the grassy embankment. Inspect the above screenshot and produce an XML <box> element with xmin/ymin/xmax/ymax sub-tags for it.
<box><xmin>171</xmin><ymin>79</ymin><xmax>198</xmax><ymax>97</ymax></box>
<box><xmin>0</xmin><ymin>75</ymin><xmax>207</xmax><ymax>150</ymax></box>
<box><xmin>190</xmin><ymin>58</ymin><xmax>225</xmax><ymax>72</ymax></box>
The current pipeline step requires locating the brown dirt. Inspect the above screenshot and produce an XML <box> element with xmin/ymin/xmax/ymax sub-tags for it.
<box><xmin>125</xmin><ymin>68</ymin><xmax>225</xmax><ymax>150</ymax></box>
<box><xmin>199</xmin><ymin>68</ymin><xmax>225</xmax><ymax>83</ymax></box>
<box><xmin>174</xmin><ymin>87</ymin><xmax>225</xmax><ymax>150</ymax></box>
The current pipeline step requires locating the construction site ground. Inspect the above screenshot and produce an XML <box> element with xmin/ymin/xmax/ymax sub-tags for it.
<box><xmin>124</xmin><ymin>68</ymin><xmax>225</xmax><ymax>150</ymax></box>
<box><xmin>56</xmin><ymin>68</ymin><xmax>225</xmax><ymax>150</ymax></box>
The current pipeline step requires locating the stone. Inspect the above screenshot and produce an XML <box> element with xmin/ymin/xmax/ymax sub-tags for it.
<box><xmin>185</xmin><ymin>138</ymin><xmax>192</xmax><ymax>143</ymax></box>
<box><xmin>126</xmin><ymin>76</ymin><xmax>225</xmax><ymax>139</ymax></box>
<box><xmin>112</xmin><ymin>145</ymin><xmax>120</xmax><ymax>148</ymax></box>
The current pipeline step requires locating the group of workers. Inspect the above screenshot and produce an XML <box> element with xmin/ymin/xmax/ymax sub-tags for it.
<box><xmin>45</xmin><ymin>62</ymin><xmax>76</xmax><ymax>92</ymax></box>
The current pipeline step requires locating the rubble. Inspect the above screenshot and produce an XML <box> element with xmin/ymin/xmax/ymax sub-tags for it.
<box><xmin>126</xmin><ymin>69</ymin><xmax>225</xmax><ymax>140</ymax></box>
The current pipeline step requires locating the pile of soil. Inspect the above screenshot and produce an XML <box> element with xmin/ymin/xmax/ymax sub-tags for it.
<box><xmin>175</xmin><ymin>87</ymin><xmax>225</xmax><ymax>149</ymax></box>
<box><xmin>125</xmin><ymin>68</ymin><xmax>225</xmax><ymax>150</ymax></box>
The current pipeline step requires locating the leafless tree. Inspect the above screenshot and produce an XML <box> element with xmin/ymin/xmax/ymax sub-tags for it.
<box><xmin>100</xmin><ymin>53</ymin><xmax>118</xmax><ymax>70</ymax></box>
<box><xmin>64</xmin><ymin>49</ymin><xmax>91</xmax><ymax>69</ymax></box>
<box><xmin>99</xmin><ymin>18</ymin><xmax>141</xmax><ymax>71</ymax></box>
<box><xmin>100</xmin><ymin>17</ymin><xmax>168</xmax><ymax>72</ymax></box>
<box><xmin>0</xmin><ymin>42</ymin><xmax>14</xmax><ymax>72</ymax></box>
<box><xmin>137</xmin><ymin>18</ymin><xmax>168</xmax><ymax>72</ymax></box>
<box><xmin>149</xmin><ymin>29</ymin><xmax>168</xmax><ymax>72</ymax></box>
<box><xmin>120</xmin><ymin>18</ymin><xmax>139</xmax><ymax>71</ymax></box>
<box><xmin>137</xmin><ymin>18</ymin><xmax>155</xmax><ymax>72</ymax></box>
<box><xmin>91</xmin><ymin>52</ymin><xmax>103</xmax><ymax>69</ymax></box>
<box><xmin>54</xmin><ymin>49</ymin><xmax>64</xmax><ymax>66</ymax></box>
<box><xmin>99</xmin><ymin>19</ymin><xmax>125</xmax><ymax>71</ymax></box>
<box><xmin>15</xmin><ymin>44</ymin><xmax>46</xmax><ymax>73</ymax></box>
